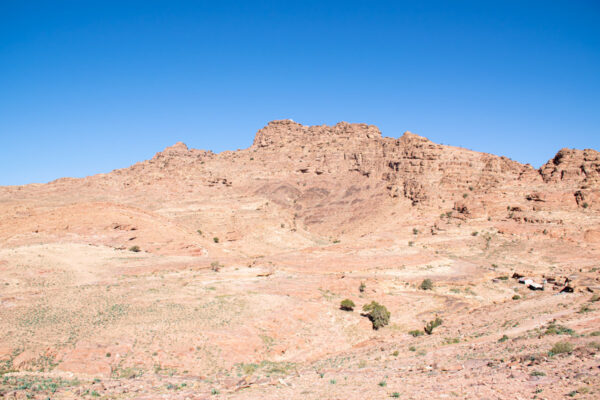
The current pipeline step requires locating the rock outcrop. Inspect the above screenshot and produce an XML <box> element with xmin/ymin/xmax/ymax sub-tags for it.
<box><xmin>539</xmin><ymin>148</ymin><xmax>600</xmax><ymax>186</ymax></box>
<box><xmin>1</xmin><ymin>120</ymin><xmax>597</xmax><ymax>243</ymax></box>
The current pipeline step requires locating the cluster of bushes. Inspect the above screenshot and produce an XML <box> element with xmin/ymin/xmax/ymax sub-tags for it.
<box><xmin>339</xmin><ymin>298</ymin><xmax>390</xmax><ymax>330</ymax></box>
<box><xmin>339</xmin><ymin>287</ymin><xmax>391</xmax><ymax>330</ymax></box>
<box><xmin>337</xmin><ymin>280</ymin><xmax>446</xmax><ymax>333</ymax></box>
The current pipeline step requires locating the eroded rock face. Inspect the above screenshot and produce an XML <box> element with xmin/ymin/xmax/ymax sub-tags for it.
<box><xmin>246</xmin><ymin>120</ymin><xmax>590</xmax><ymax>214</ymax></box>
<box><xmin>0</xmin><ymin>120</ymin><xmax>597</xmax><ymax>244</ymax></box>
<box><xmin>253</xmin><ymin>119</ymin><xmax>382</xmax><ymax>148</ymax></box>
<box><xmin>107</xmin><ymin>121</ymin><xmax>596</xmax><ymax>220</ymax></box>
<box><xmin>250</xmin><ymin>121</ymin><xmax>539</xmax><ymax>202</ymax></box>
<box><xmin>539</xmin><ymin>148</ymin><xmax>600</xmax><ymax>186</ymax></box>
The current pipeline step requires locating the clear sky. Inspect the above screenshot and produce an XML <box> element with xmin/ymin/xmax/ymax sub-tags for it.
<box><xmin>1</xmin><ymin>1</ymin><xmax>599</xmax><ymax>185</ymax></box>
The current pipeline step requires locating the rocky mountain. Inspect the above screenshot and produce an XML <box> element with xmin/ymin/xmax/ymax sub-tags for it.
<box><xmin>1</xmin><ymin>120</ymin><xmax>598</xmax><ymax>253</ymax></box>
<box><xmin>0</xmin><ymin>121</ymin><xmax>599</xmax><ymax>399</ymax></box>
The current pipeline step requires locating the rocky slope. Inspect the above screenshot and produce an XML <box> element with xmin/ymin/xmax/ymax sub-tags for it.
<box><xmin>2</xmin><ymin>120</ymin><xmax>598</xmax><ymax>251</ymax></box>
<box><xmin>0</xmin><ymin>121</ymin><xmax>598</xmax><ymax>399</ymax></box>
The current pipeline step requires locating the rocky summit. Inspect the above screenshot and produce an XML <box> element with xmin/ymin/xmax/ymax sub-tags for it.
<box><xmin>0</xmin><ymin>121</ymin><xmax>599</xmax><ymax>399</ymax></box>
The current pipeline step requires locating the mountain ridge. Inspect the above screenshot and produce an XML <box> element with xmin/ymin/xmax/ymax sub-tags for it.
<box><xmin>1</xmin><ymin>121</ymin><xmax>599</xmax><ymax>399</ymax></box>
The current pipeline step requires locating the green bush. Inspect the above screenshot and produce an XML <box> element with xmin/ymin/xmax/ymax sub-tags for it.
<box><xmin>128</xmin><ymin>245</ymin><xmax>140</xmax><ymax>252</ymax></box>
<box><xmin>544</xmin><ymin>323</ymin><xmax>575</xmax><ymax>336</ymax></box>
<box><xmin>424</xmin><ymin>317</ymin><xmax>443</xmax><ymax>335</ymax></box>
<box><xmin>409</xmin><ymin>330</ymin><xmax>424</xmax><ymax>337</ymax></box>
<box><xmin>362</xmin><ymin>301</ymin><xmax>390</xmax><ymax>330</ymax></box>
<box><xmin>420</xmin><ymin>279</ymin><xmax>433</xmax><ymax>290</ymax></box>
<box><xmin>550</xmin><ymin>341</ymin><xmax>573</xmax><ymax>355</ymax></box>
<box><xmin>213</xmin><ymin>237</ymin><xmax>219</xmax><ymax>243</ymax></box>
<box><xmin>359</xmin><ymin>282</ymin><xmax>366</xmax><ymax>293</ymax></box>
<box><xmin>340</xmin><ymin>299</ymin><xmax>355</xmax><ymax>311</ymax></box>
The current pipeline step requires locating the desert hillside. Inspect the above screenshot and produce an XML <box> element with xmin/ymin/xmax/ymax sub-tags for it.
<box><xmin>1</xmin><ymin>121</ymin><xmax>599</xmax><ymax>399</ymax></box>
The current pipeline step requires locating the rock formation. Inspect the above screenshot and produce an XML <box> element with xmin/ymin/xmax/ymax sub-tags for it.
<box><xmin>0</xmin><ymin>120</ymin><xmax>598</xmax><ymax>399</ymax></box>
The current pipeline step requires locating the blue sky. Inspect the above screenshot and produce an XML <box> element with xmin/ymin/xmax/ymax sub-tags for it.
<box><xmin>1</xmin><ymin>1</ymin><xmax>599</xmax><ymax>185</ymax></box>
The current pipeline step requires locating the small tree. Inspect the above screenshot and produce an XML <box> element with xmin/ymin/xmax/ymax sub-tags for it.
<box><xmin>362</xmin><ymin>301</ymin><xmax>390</xmax><ymax>330</ymax></box>
<box><xmin>213</xmin><ymin>237</ymin><xmax>219</xmax><ymax>243</ymax></box>
<box><xmin>340</xmin><ymin>299</ymin><xmax>355</xmax><ymax>311</ymax></box>
<box><xmin>424</xmin><ymin>317</ymin><xmax>442</xmax><ymax>335</ymax></box>
<box><xmin>359</xmin><ymin>282</ymin><xmax>366</xmax><ymax>293</ymax></box>
<box><xmin>420</xmin><ymin>279</ymin><xmax>433</xmax><ymax>290</ymax></box>
<box><xmin>210</xmin><ymin>261</ymin><xmax>222</xmax><ymax>272</ymax></box>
